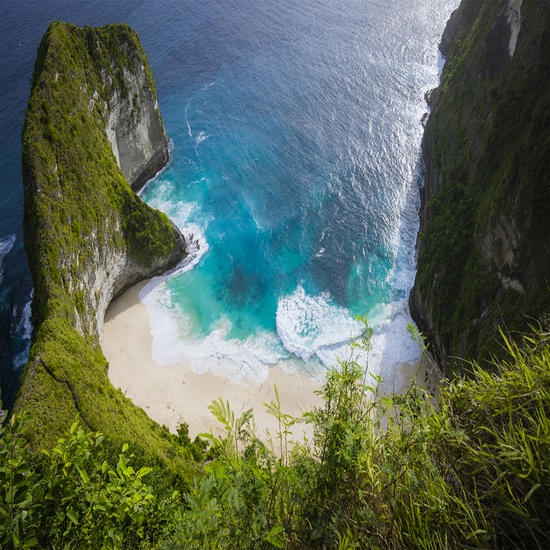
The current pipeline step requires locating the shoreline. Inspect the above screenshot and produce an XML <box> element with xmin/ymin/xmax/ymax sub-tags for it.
<box><xmin>103</xmin><ymin>281</ymin><xmax>324</xmax><ymax>440</ymax></box>
<box><xmin>103</xmin><ymin>281</ymin><xmax>441</xmax><ymax>441</ymax></box>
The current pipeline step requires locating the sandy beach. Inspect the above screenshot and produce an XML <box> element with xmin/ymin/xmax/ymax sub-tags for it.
<box><xmin>103</xmin><ymin>281</ymin><xmax>440</xmax><ymax>442</ymax></box>
<box><xmin>103</xmin><ymin>281</ymin><xmax>325</xmax><ymax>441</ymax></box>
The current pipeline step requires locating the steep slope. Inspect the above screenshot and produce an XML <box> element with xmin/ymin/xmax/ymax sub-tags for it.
<box><xmin>411</xmin><ymin>0</ymin><xmax>550</xmax><ymax>373</ymax></box>
<box><xmin>17</xmin><ymin>21</ymin><xmax>188</xmax><ymax>457</ymax></box>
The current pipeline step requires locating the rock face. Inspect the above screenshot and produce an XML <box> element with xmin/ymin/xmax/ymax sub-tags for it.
<box><xmin>104</xmin><ymin>60</ymin><xmax>169</xmax><ymax>192</ymax></box>
<box><xmin>411</xmin><ymin>0</ymin><xmax>550</xmax><ymax>373</ymax></box>
<box><xmin>17</xmin><ymin>22</ymin><xmax>186</xmax><ymax>447</ymax></box>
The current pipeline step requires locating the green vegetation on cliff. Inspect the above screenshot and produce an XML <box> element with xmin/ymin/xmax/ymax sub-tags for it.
<box><xmin>2</xmin><ymin>328</ymin><xmax>549</xmax><ymax>548</ymax></box>
<box><xmin>18</xmin><ymin>21</ymin><xmax>190</xmax><ymax>472</ymax></box>
<box><xmin>413</xmin><ymin>0</ymin><xmax>550</xmax><ymax>369</ymax></box>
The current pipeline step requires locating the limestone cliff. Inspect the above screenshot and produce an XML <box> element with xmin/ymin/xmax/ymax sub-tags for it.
<box><xmin>103</xmin><ymin>46</ymin><xmax>169</xmax><ymax>192</ymax></box>
<box><xmin>17</xmin><ymin>21</ymin><xmax>187</xmax><ymax>453</ymax></box>
<box><xmin>411</xmin><ymin>0</ymin><xmax>550</xmax><ymax>373</ymax></box>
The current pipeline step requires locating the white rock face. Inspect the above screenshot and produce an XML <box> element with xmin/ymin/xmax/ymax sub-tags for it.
<box><xmin>105</xmin><ymin>59</ymin><xmax>169</xmax><ymax>192</ymax></box>
<box><xmin>62</xmin><ymin>207</ymin><xmax>185</xmax><ymax>341</ymax></box>
<box><xmin>506</xmin><ymin>0</ymin><xmax>523</xmax><ymax>58</ymax></box>
<box><xmin>75</xmin><ymin>47</ymin><xmax>183</xmax><ymax>341</ymax></box>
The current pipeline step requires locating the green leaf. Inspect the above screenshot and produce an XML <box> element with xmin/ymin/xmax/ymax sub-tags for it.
<box><xmin>265</xmin><ymin>525</ymin><xmax>285</xmax><ymax>548</ymax></box>
<box><xmin>136</xmin><ymin>467</ymin><xmax>152</xmax><ymax>480</ymax></box>
<box><xmin>66</xmin><ymin>509</ymin><xmax>79</xmax><ymax>525</ymax></box>
<box><xmin>118</xmin><ymin>454</ymin><xmax>128</xmax><ymax>475</ymax></box>
<box><xmin>77</xmin><ymin>466</ymin><xmax>90</xmax><ymax>484</ymax></box>
<box><xmin>13</xmin><ymin>484</ymin><xmax>30</xmax><ymax>504</ymax></box>
<box><xmin>23</xmin><ymin>535</ymin><xmax>39</xmax><ymax>549</ymax></box>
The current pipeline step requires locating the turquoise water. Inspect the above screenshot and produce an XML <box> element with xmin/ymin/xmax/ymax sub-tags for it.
<box><xmin>0</xmin><ymin>0</ymin><xmax>458</xmax><ymax>400</ymax></box>
<box><xmin>137</xmin><ymin>0</ymin><xmax>458</xmax><ymax>385</ymax></box>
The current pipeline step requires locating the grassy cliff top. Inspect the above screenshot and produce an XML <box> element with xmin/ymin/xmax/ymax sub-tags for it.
<box><xmin>17</xmin><ymin>21</ymin><xmax>192</xmax><ymax>474</ymax></box>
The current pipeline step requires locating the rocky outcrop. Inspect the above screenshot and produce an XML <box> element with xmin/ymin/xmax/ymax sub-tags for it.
<box><xmin>17</xmin><ymin>22</ymin><xmax>187</xmax><ymax>448</ymax></box>
<box><xmin>104</xmin><ymin>62</ymin><xmax>169</xmax><ymax>192</ymax></box>
<box><xmin>411</xmin><ymin>0</ymin><xmax>550</xmax><ymax>373</ymax></box>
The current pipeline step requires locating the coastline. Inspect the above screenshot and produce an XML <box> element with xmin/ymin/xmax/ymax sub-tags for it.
<box><xmin>103</xmin><ymin>281</ymin><xmax>441</xmax><ymax>441</ymax></box>
<box><xmin>103</xmin><ymin>281</ymin><xmax>324</xmax><ymax>440</ymax></box>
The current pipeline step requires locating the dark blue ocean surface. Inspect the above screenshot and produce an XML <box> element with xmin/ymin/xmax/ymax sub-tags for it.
<box><xmin>0</xmin><ymin>0</ymin><xmax>458</xmax><ymax>400</ymax></box>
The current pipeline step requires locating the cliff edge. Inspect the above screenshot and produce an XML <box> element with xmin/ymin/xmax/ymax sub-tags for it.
<box><xmin>17</xmin><ymin>22</ymin><xmax>187</xmax><ymax>453</ymax></box>
<box><xmin>411</xmin><ymin>0</ymin><xmax>550</xmax><ymax>373</ymax></box>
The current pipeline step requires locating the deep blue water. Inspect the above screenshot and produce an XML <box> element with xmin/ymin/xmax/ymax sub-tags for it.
<box><xmin>0</xmin><ymin>0</ymin><xmax>458</xmax><ymax>402</ymax></box>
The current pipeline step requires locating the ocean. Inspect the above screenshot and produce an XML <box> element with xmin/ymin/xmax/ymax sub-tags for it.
<box><xmin>0</xmin><ymin>0</ymin><xmax>458</xmax><ymax>407</ymax></box>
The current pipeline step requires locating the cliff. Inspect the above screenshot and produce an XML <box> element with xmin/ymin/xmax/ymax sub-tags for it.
<box><xmin>17</xmin><ymin>21</ymin><xmax>188</xmax><ymax>455</ymax></box>
<box><xmin>411</xmin><ymin>0</ymin><xmax>550</xmax><ymax>373</ymax></box>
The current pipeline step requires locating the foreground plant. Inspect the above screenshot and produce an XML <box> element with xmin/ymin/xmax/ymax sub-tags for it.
<box><xmin>1</xmin><ymin>327</ymin><xmax>548</xmax><ymax>548</ymax></box>
<box><xmin>167</xmin><ymin>327</ymin><xmax>550</xmax><ymax>549</ymax></box>
<box><xmin>0</xmin><ymin>408</ymin><xmax>176</xmax><ymax>549</ymax></box>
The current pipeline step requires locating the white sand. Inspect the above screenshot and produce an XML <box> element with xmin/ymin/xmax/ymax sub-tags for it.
<box><xmin>103</xmin><ymin>281</ymin><xmax>323</xmax><ymax>441</ymax></box>
<box><xmin>103</xmin><ymin>281</ymin><xmax>441</xmax><ymax>442</ymax></box>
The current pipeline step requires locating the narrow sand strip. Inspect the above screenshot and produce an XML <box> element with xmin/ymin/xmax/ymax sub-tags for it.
<box><xmin>103</xmin><ymin>281</ymin><xmax>441</xmax><ymax>441</ymax></box>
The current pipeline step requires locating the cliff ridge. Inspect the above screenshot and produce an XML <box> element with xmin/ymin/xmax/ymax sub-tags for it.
<box><xmin>17</xmin><ymin>21</ymin><xmax>187</xmax><ymax>454</ymax></box>
<box><xmin>411</xmin><ymin>0</ymin><xmax>550</xmax><ymax>372</ymax></box>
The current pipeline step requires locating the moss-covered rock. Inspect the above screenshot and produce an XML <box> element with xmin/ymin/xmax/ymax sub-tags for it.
<box><xmin>411</xmin><ymin>0</ymin><xmax>550</xmax><ymax>374</ymax></box>
<box><xmin>17</xmin><ymin>21</ymin><xmax>191</xmax><ymax>470</ymax></box>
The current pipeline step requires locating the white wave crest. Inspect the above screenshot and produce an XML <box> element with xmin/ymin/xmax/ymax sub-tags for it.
<box><xmin>365</xmin><ymin>300</ymin><xmax>422</xmax><ymax>389</ymax></box>
<box><xmin>275</xmin><ymin>285</ymin><xmax>422</xmax><ymax>391</ymax></box>
<box><xmin>139</xmin><ymin>282</ymin><xmax>422</xmax><ymax>389</ymax></box>
<box><xmin>0</xmin><ymin>234</ymin><xmax>15</xmax><ymax>256</ymax></box>
<box><xmin>138</xmin><ymin>222</ymin><xmax>208</xmax><ymax>304</ymax></box>
<box><xmin>0</xmin><ymin>234</ymin><xmax>16</xmax><ymax>285</ymax></box>
<box><xmin>276</xmin><ymin>285</ymin><xmax>364</xmax><ymax>363</ymax></box>
<box><xmin>177</xmin><ymin>224</ymin><xmax>209</xmax><ymax>274</ymax></box>
<box><xmin>196</xmin><ymin>131</ymin><xmax>209</xmax><ymax>145</ymax></box>
<box><xmin>12</xmin><ymin>296</ymin><xmax>33</xmax><ymax>370</ymax></box>
<box><xmin>16</xmin><ymin>298</ymin><xmax>32</xmax><ymax>341</ymax></box>
<box><xmin>309</xmin><ymin>299</ymin><xmax>422</xmax><ymax>391</ymax></box>
<box><xmin>140</xmin><ymin>179</ymin><xmax>210</xmax><ymax>282</ymax></box>
<box><xmin>141</xmin><ymin>283</ymin><xmax>288</xmax><ymax>385</ymax></box>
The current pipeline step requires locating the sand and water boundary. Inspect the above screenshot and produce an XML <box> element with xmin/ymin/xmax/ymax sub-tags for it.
<box><xmin>103</xmin><ymin>280</ymin><xmax>440</xmax><ymax>440</ymax></box>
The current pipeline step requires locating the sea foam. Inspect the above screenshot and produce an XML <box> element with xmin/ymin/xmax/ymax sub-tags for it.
<box><xmin>365</xmin><ymin>300</ymin><xmax>422</xmax><ymax>389</ymax></box>
<box><xmin>12</xmin><ymin>297</ymin><xmax>32</xmax><ymax>370</ymax></box>
<box><xmin>141</xmin><ymin>281</ymin><xmax>289</xmax><ymax>385</ymax></box>
<box><xmin>138</xmin><ymin>176</ymin><xmax>424</xmax><ymax>390</ymax></box>
<box><xmin>276</xmin><ymin>285</ymin><xmax>363</xmax><ymax>363</ymax></box>
<box><xmin>0</xmin><ymin>235</ymin><xmax>16</xmax><ymax>285</ymax></box>
<box><xmin>141</xmin><ymin>178</ymin><xmax>210</xmax><ymax>278</ymax></box>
